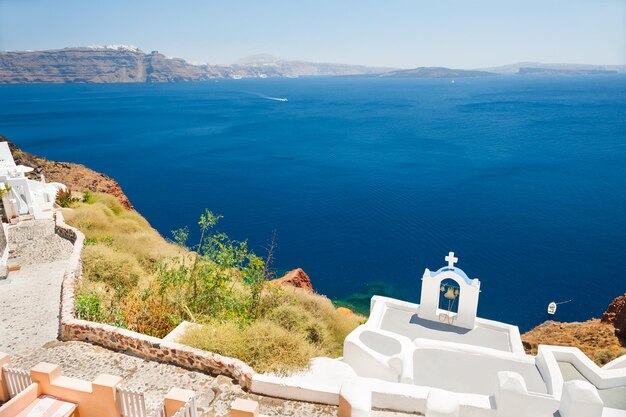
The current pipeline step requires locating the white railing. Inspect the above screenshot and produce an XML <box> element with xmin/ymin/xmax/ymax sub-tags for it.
<box><xmin>117</xmin><ymin>386</ymin><xmax>148</xmax><ymax>417</ymax></box>
<box><xmin>117</xmin><ymin>386</ymin><xmax>196</xmax><ymax>417</ymax></box>
<box><xmin>1</xmin><ymin>364</ymin><xmax>32</xmax><ymax>398</ymax></box>
<box><xmin>171</xmin><ymin>396</ymin><xmax>196</xmax><ymax>417</ymax></box>
<box><xmin>154</xmin><ymin>407</ymin><xmax>166</xmax><ymax>417</ymax></box>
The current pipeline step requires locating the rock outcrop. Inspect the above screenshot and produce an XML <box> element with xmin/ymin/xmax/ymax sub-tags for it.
<box><xmin>270</xmin><ymin>268</ymin><xmax>314</xmax><ymax>294</ymax></box>
<box><xmin>522</xmin><ymin>294</ymin><xmax>626</xmax><ymax>365</ymax></box>
<box><xmin>3</xmin><ymin>136</ymin><xmax>133</xmax><ymax>209</ymax></box>
<box><xmin>601</xmin><ymin>293</ymin><xmax>626</xmax><ymax>338</ymax></box>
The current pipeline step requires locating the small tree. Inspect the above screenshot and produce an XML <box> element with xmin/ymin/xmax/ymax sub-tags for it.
<box><xmin>157</xmin><ymin>210</ymin><xmax>271</xmax><ymax>324</ymax></box>
<box><xmin>56</xmin><ymin>188</ymin><xmax>79</xmax><ymax>207</ymax></box>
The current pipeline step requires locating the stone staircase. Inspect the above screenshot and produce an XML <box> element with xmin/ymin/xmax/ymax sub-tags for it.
<box><xmin>7</xmin><ymin>219</ymin><xmax>72</xmax><ymax>267</ymax></box>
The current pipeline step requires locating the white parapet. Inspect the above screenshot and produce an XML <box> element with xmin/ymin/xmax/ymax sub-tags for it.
<box><xmin>339</xmin><ymin>382</ymin><xmax>371</xmax><ymax>417</ymax></box>
<box><xmin>559</xmin><ymin>380</ymin><xmax>604</xmax><ymax>417</ymax></box>
<box><xmin>425</xmin><ymin>388</ymin><xmax>459</xmax><ymax>417</ymax></box>
<box><xmin>493</xmin><ymin>371</ymin><xmax>559</xmax><ymax>417</ymax></box>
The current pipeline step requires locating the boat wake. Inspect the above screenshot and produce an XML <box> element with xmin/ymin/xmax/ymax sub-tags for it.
<box><xmin>251</xmin><ymin>92</ymin><xmax>288</xmax><ymax>102</ymax></box>
<box><xmin>264</xmin><ymin>96</ymin><xmax>288</xmax><ymax>102</ymax></box>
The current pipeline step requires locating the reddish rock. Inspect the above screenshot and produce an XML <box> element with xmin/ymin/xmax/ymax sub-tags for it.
<box><xmin>601</xmin><ymin>293</ymin><xmax>626</xmax><ymax>338</ymax></box>
<box><xmin>337</xmin><ymin>307</ymin><xmax>356</xmax><ymax>316</ymax></box>
<box><xmin>270</xmin><ymin>268</ymin><xmax>314</xmax><ymax>294</ymax></box>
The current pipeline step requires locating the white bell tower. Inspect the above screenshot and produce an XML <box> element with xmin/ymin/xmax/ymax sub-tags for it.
<box><xmin>418</xmin><ymin>252</ymin><xmax>481</xmax><ymax>329</ymax></box>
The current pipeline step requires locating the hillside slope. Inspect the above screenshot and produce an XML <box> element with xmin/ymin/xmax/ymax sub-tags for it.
<box><xmin>522</xmin><ymin>294</ymin><xmax>626</xmax><ymax>365</ymax></box>
<box><xmin>3</xmin><ymin>135</ymin><xmax>133</xmax><ymax>209</ymax></box>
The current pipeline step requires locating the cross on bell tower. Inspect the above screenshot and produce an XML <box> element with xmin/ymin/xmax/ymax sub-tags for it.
<box><xmin>445</xmin><ymin>251</ymin><xmax>458</xmax><ymax>269</ymax></box>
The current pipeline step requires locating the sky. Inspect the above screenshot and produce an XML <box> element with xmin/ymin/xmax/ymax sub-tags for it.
<box><xmin>0</xmin><ymin>0</ymin><xmax>624</xmax><ymax>68</ymax></box>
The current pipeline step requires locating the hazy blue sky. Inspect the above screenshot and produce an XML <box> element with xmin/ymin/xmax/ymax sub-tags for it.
<box><xmin>1</xmin><ymin>0</ymin><xmax>624</xmax><ymax>68</ymax></box>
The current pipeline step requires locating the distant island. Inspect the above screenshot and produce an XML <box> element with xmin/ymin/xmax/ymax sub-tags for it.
<box><xmin>374</xmin><ymin>67</ymin><xmax>495</xmax><ymax>78</ymax></box>
<box><xmin>517</xmin><ymin>67</ymin><xmax>618</xmax><ymax>76</ymax></box>
<box><xmin>0</xmin><ymin>46</ymin><xmax>624</xmax><ymax>84</ymax></box>
<box><xmin>481</xmin><ymin>62</ymin><xmax>625</xmax><ymax>75</ymax></box>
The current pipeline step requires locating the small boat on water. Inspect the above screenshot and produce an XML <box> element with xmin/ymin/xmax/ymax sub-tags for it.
<box><xmin>547</xmin><ymin>302</ymin><xmax>557</xmax><ymax>315</ymax></box>
<box><xmin>547</xmin><ymin>299</ymin><xmax>571</xmax><ymax>315</ymax></box>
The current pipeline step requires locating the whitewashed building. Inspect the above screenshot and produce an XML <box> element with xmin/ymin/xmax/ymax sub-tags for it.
<box><xmin>0</xmin><ymin>142</ymin><xmax>65</xmax><ymax>223</ymax></box>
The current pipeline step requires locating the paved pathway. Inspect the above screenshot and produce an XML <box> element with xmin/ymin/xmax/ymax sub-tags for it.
<box><xmin>0</xmin><ymin>220</ymin><xmax>73</xmax><ymax>354</ymax></box>
<box><xmin>0</xmin><ymin>259</ymin><xmax>69</xmax><ymax>354</ymax></box>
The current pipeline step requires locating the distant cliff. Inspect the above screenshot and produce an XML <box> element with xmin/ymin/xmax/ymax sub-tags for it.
<box><xmin>0</xmin><ymin>47</ymin><xmax>389</xmax><ymax>83</ymax></box>
<box><xmin>0</xmin><ymin>46</ymin><xmax>224</xmax><ymax>83</ymax></box>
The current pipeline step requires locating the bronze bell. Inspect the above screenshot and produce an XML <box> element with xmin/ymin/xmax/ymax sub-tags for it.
<box><xmin>444</xmin><ymin>286</ymin><xmax>457</xmax><ymax>300</ymax></box>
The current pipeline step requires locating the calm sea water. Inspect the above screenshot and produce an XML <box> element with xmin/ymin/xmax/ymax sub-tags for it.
<box><xmin>1</xmin><ymin>76</ymin><xmax>625</xmax><ymax>331</ymax></box>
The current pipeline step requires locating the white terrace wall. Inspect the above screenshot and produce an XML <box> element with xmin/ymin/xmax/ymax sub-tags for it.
<box><xmin>54</xmin><ymin>212</ymin><xmax>257</xmax><ymax>389</ymax></box>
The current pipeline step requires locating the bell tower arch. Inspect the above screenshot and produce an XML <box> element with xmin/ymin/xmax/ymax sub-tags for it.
<box><xmin>418</xmin><ymin>252</ymin><xmax>481</xmax><ymax>329</ymax></box>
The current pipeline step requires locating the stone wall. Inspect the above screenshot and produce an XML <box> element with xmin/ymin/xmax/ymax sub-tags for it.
<box><xmin>55</xmin><ymin>212</ymin><xmax>256</xmax><ymax>389</ymax></box>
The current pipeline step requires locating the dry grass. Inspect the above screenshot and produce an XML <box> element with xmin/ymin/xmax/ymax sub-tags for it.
<box><xmin>82</xmin><ymin>245</ymin><xmax>144</xmax><ymax>287</ymax></box>
<box><xmin>181</xmin><ymin>286</ymin><xmax>364</xmax><ymax>373</ymax></box>
<box><xmin>65</xmin><ymin>193</ymin><xmax>365</xmax><ymax>373</ymax></box>
<box><xmin>180</xmin><ymin>319</ymin><xmax>323</xmax><ymax>374</ymax></box>
<box><xmin>522</xmin><ymin>319</ymin><xmax>626</xmax><ymax>365</ymax></box>
<box><xmin>63</xmin><ymin>193</ymin><xmax>181</xmax><ymax>287</ymax></box>
<box><xmin>265</xmin><ymin>288</ymin><xmax>364</xmax><ymax>356</ymax></box>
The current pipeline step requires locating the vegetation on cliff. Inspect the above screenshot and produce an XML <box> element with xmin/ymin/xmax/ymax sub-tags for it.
<box><xmin>63</xmin><ymin>193</ymin><xmax>362</xmax><ymax>373</ymax></box>
<box><xmin>522</xmin><ymin>294</ymin><xmax>626</xmax><ymax>366</ymax></box>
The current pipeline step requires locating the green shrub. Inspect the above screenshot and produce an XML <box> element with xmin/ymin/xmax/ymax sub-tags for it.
<box><xmin>121</xmin><ymin>286</ymin><xmax>180</xmax><ymax>337</ymax></box>
<box><xmin>76</xmin><ymin>293</ymin><xmax>105</xmax><ymax>321</ymax></box>
<box><xmin>82</xmin><ymin>191</ymin><xmax>94</xmax><ymax>203</ymax></box>
<box><xmin>56</xmin><ymin>188</ymin><xmax>79</xmax><ymax>208</ymax></box>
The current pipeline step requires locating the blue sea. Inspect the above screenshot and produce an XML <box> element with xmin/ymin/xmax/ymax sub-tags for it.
<box><xmin>1</xmin><ymin>76</ymin><xmax>625</xmax><ymax>331</ymax></box>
